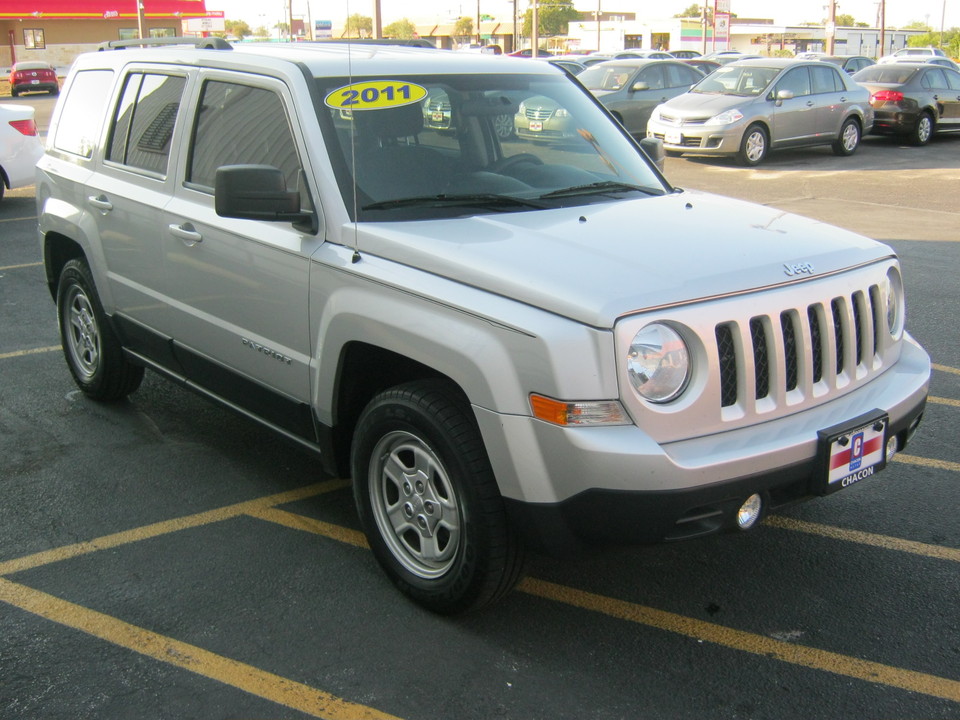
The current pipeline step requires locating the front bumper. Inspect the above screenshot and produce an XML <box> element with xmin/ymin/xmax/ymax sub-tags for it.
<box><xmin>647</xmin><ymin>118</ymin><xmax>745</xmax><ymax>156</ymax></box>
<box><xmin>476</xmin><ymin>336</ymin><xmax>930</xmax><ymax>552</ymax></box>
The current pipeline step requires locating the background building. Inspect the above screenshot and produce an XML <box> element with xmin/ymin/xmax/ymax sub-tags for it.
<box><xmin>1</xmin><ymin>0</ymin><xmax>218</xmax><ymax>68</ymax></box>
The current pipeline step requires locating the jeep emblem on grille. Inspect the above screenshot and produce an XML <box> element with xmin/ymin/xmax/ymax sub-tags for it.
<box><xmin>783</xmin><ymin>262</ymin><xmax>815</xmax><ymax>277</ymax></box>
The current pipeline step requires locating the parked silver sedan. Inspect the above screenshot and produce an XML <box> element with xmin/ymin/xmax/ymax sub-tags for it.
<box><xmin>647</xmin><ymin>58</ymin><xmax>874</xmax><ymax>165</ymax></box>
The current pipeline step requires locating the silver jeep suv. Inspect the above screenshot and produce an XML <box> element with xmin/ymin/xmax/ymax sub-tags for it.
<box><xmin>37</xmin><ymin>38</ymin><xmax>929</xmax><ymax>614</ymax></box>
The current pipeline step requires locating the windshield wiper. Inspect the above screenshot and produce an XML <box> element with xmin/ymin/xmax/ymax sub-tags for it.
<box><xmin>539</xmin><ymin>181</ymin><xmax>661</xmax><ymax>200</ymax></box>
<box><xmin>362</xmin><ymin>193</ymin><xmax>547</xmax><ymax>211</ymax></box>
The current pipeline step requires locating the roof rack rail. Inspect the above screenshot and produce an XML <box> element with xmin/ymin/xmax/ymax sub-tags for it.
<box><xmin>98</xmin><ymin>36</ymin><xmax>232</xmax><ymax>51</ymax></box>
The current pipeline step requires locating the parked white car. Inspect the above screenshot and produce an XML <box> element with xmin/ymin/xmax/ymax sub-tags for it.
<box><xmin>0</xmin><ymin>103</ymin><xmax>45</xmax><ymax>202</ymax></box>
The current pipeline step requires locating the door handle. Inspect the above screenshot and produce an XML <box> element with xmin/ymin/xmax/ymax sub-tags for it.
<box><xmin>168</xmin><ymin>222</ymin><xmax>203</xmax><ymax>246</ymax></box>
<box><xmin>87</xmin><ymin>195</ymin><xmax>113</xmax><ymax>212</ymax></box>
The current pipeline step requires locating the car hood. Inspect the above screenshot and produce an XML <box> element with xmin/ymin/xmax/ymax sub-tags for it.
<box><xmin>660</xmin><ymin>92</ymin><xmax>760</xmax><ymax>116</ymax></box>
<box><xmin>344</xmin><ymin>189</ymin><xmax>891</xmax><ymax>328</ymax></box>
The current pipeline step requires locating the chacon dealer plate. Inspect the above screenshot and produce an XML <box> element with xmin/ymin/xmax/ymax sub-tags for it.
<box><xmin>817</xmin><ymin>410</ymin><xmax>889</xmax><ymax>495</ymax></box>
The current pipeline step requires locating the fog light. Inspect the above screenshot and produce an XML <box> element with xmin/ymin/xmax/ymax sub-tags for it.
<box><xmin>737</xmin><ymin>494</ymin><xmax>763</xmax><ymax>530</ymax></box>
<box><xmin>886</xmin><ymin>435</ymin><xmax>899</xmax><ymax>462</ymax></box>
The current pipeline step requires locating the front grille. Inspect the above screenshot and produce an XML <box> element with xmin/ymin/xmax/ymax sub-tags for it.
<box><xmin>716</xmin><ymin>287</ymin><xmax>879</xmax><ymax>409</ymax></box>
<box><xmin>524</xmin><ymin>108</ymin><xmax>553</xmax><ymax>121</ymax></box>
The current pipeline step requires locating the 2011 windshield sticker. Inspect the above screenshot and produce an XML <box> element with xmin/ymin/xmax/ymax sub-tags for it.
<box><xmin>324</xmin><ymin>81</ymin><xmax>428</xmax><ymax>110</ymax></box>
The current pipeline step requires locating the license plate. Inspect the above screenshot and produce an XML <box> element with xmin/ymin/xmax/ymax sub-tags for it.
<box><xmin>432</xmin><ymin>111</ymin><xmax>444</xmax><ymax>122</ymax></box>
<box><xmin>817</xmin><ymin>411</ymin><xmax>888</xmax><ymax>495</ymax></box>
<box><xmin>665</xmin><ymin>130</ymin><xmax>682</xmax><ymax>145</ymax></box>
<box><xmin>529</xmin><ymin>121</ymin><xmax>543</xmax><ymax>132</ymax></box>
<box><xmin>31</xmin><ymin>79</ymin><xmax>40</xmax><ymax>84</ymax></box>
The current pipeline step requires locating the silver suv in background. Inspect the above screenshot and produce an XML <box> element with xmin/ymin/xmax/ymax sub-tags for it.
<box><xmin>37</xmin><ymin>39</ymin><xmax>928</xmax><ymax>614</ymax></box>
<box><xmin>647</xmin><ymin>58</ymin><xmax>874</xmax><ymax>165</ymax></box>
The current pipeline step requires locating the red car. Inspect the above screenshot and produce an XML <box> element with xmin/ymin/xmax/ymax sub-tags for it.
<box><xmin>9</xmin><ymin>61</ymin><xmax>59</xmax><ymax>97</ymax></box>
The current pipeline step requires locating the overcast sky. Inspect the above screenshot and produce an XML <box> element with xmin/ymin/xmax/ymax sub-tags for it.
<box><xmin>219</xmin><ymin>0</ymin><xmax>958</xmax><ymax>33</ymax></box>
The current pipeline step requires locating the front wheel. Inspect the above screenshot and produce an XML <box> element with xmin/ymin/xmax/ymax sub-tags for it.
<box><xmin>832</xmin><ymin>117</ymin><xmax>861</xmax><ymax>156</ymax></box>
<box><xmin>737</xmin><ymin>124</ymin><xmax>768</xmax><ymax>166</ymax></box>
<box><xmin>351</xmin><ymin>379</ymin><xmax>525</xmax><ymax>614</ymax></box>
<box><xmin>57</xmin><ymin>258</ymin><xmax>144</xmax><ymax>400</ymax></box>
<box><xmin>493</xmin><ymin>112</ymin><xmax>515</xmax><ymax>139</ymax></box>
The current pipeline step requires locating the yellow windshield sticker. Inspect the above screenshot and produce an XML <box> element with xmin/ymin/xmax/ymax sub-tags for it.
<box><xmin>324</xmin><ymin>81</ymin><xmax>428</xmax><ymax>111</ymax></box>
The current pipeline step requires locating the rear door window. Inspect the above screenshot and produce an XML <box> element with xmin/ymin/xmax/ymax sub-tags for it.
<box><xmin>105</xmin><ymin>72</ymin><xmax>187</xmax><ymax>176</ymax></box>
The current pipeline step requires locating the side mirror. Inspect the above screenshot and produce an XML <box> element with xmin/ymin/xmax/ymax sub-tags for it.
<box><xmin>631</xmin><ymin>81</ymin><xmax>650</xmax><ymax>92</ymax></box>
<box><xmin>775</xmin><ymin>88</ymin><xmax>795</xmax><ymax>105</ymax></box>
<box><xmin>639</xmin><ymin>136</ymin><xmax>665</xmax><ymax>173</ymax></box>
<box><xmin>215</xmin><ymin>165</ymin><xmax>307</xmax><ymax>223</ymax></box>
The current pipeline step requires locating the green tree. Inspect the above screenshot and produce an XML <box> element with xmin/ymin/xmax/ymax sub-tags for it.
<box><xmin>906</xmin><ymin>27</ymin><xmax>960</xmax><ymax>56</ymax></box>
<box><xmin>224</xmin><ymin>19</ymin><xmax>252</xmax><ymax>39</ymax></box>
<box><xmin>274</xmin><ymin>21</ymin><xmax>290</xmax><ymax>40</ymax></box>
<box><xmin>522</xmin><ymin>0</ymin><xmax>580</xmax><ymax>37</ymax></box>
<box><xmin>834</xmin><ymin>14</ymin><xmax>855</xmax><ymax>26</ymax></box>
<box><xmin>253</xmin><ymin>25</ymin><xmax>270</xmax><ymax>38</ymax></box>
<box><xmin>902</xmin><ymin>20</ymin><xmax>933</xmax><ymax>31</ymax></box>
<box><xmin>345</xmin><ymin>13</ymin><xmax>373</xmax><ymax>38</ymax></box>
<box><xmin>675</xmin><ymin>3</ymin><xmax>712</xmax><ymax>24</ymax></box>
<box><xmin>384</xmin><ymin>18</ymin><xmax>417</xmax><ymax>39</ymax></box>
<box><xmin>454</xmin><ymin>16</ymin><xmax>474</xmax><ymax>42</ymax></box>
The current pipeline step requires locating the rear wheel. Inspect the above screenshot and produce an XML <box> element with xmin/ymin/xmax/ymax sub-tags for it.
<box><xmin>908</xmin><ymin>111</ymin><xmax>934</xmax><ymax>146</ymax></box>
<box><xmin>351</xmin><ymin>379</ymin><xmax>526</xmax><ymax>614</ymax></box>
<box><xmin>56</xmin><ymin>258</ymin><xmax>144</xmax><ymax>400</ymax></box>
<box><xmin>832</xmin><ymin>117</ymin><xmax>861</xmax><ymax>156</ymax></box>
<box><xmin>737</xmin><ymin>124</ymin><xmax>768</xmax><ymax>166</ymax></box>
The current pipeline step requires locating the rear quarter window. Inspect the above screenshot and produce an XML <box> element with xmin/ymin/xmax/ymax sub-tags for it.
<box><xmin>53</xmin><ymin>70</ymin><xmax>115</xmax><ymax>158</ymax></box>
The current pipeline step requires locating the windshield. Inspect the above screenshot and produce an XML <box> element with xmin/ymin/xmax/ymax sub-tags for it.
<box><xmin>316</xmin><ymin>72</ymin><xmax>667</xmax><ymax>221</ymax></box>
<box><xmin>691</xmin><ymin>65</ymin><xmax>780</xmax><ymax>96</ymax></box>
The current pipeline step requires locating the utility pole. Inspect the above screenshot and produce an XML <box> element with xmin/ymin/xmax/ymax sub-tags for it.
<box><xmin>701</xmin><ymin>4</ymin><xmax>707</xmax><ymax>55</ymax></box>
<box><xmin>826</xmin><ymin>0</ymin><xmax>836</xmax><ymax>54</ymax></box>
<box><xmin>532</xmin><ymin>0</ymin><xmax>539</xmax><ymax>56</ymax></box>
<box><xmin>879</xmin><ymin>0</ymin><xmax>885</xmax><ymax>57</ymax></box>
<box><xmin>374</xmin><ymin>0</ymin><xmax>382</xmax><ymax>38</ymax></box>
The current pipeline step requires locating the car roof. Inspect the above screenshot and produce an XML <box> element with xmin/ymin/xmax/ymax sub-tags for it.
<box><xmin>72</xmin><ymin>40</ymin><xmax>563</xmax><ymax>79</ymax></box>
<box><xmin>725</xmin><ymin>57</ymin><xmax>822</xmax><ymax>69</ymax></box>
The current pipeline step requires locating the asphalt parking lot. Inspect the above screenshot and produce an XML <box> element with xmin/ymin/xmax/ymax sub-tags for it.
<box><xmin>1</xmin><ymin>94</ymin><xmax>959</xmax><ymax>719</ymax></box>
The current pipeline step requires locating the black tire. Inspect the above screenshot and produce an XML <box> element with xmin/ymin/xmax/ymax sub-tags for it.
<box><xmin>56</xmin><ymin>258</ymin><xmax>144</xmax><ymax>401</ymax></box>
<box><xmin>908</xmin><ymin>111</ymin><xmax>934</xmax><ymax>146</ymax></box>
<box><xmin>832</xmin><ymin>117</ymin><xmax>861</xmax><ymax>156</ymax></box>
<box><xmin>351</xmin><ymin>379</ymin><xmax>526</xmax><ymax>614</ymax></box>
<box><xmin>737</xmin><ymin>124</ymin><xmax>768</xmax><ymax>166</ymax></box>
<box><xmin>10</xmin><ymin>89</ymin><xmax>17</xmax><ymax>98</ymax></box>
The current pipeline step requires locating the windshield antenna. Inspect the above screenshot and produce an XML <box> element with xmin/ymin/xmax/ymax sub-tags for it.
<box><xmin>346</xmin><ymin>1</ymin><xmax>361</xmax><ymax>263</ymax></box>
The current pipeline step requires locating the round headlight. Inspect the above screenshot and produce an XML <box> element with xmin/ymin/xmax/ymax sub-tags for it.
<box><xmin>626</xmin><ymin>323</ymin><xmax>690</xmax><ymax>403</ymax></box>
<box><xmin>883</xmin><ymin>266</ymin><xmax>905</xmax><ymax>337</ymax></box>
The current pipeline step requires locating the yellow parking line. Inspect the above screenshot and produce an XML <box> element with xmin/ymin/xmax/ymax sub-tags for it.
<box><xmin>894</xmin><ymin>453</ymin><xmax>960</xmax><ymax>473</ymax></box>
<box><xmin>933</xmin><ymin>363</ymin><xmax>960</xmax><ymax>376</ymax></box>
<box><xmin>258</xmin><ymin>507</ymin><xmax>960</xmax><ymax>704</ymax></box>
<box><xmin>4</xmin><ymin>475</ymin><xmax>960</xmax><ymax>710</ymax></box>
<box><xmin>518</xmin><ymin>577</ymin><xmax>960</xmax><ymax>703</ymax></box>
<box><xmin>0</xmin><ymin>480</ymin><xmax>348</xmax><ymax>577</ymax></box>
<box><xmin>0</xmin><ymin>345</ymin><xmax>60</xmax><ymax>361</ymax></box>
<box><xmin>0</xmin><ymin>578</ymin><xmax>402</xmax><ymax>720</ymax></box>
<box><xmin>0</xmin><ymin>261</ymin><xmax>43</xmax><ymax>270</ymax></box>
<box><xmin>764</xmin><ymin>516</ymin><xmax>960</xmax><ymax>563</ymax></box>
<box><xmin>929</xmin><ymin>396</ymin><xmax>960</xmax><ymax>408</ymax></box>
<box><xmin>246</xmin><ymin>506</ymin><xmax>369</xmax><ymax>549</ymax></box>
